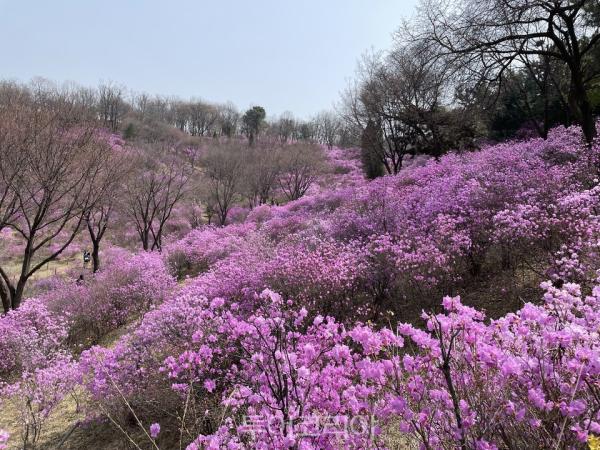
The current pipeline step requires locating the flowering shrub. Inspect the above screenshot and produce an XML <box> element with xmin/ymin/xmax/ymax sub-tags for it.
<box><xmin>167</xmin><ymin>282</ymin><xmax>600</xmax><ymax>448</ymax></box>
<box><xmin>42</xmin><ymin>250</ymin><xmax>175</xmax><ymax>346</ymax></box>
<box><xmin>90</xmin><ymin>251</ymin><xmax>175</xmax><ymax>323</ymax></box>
<box><xmin>1</xmin><ymin>355</ymin><xmax>78</xmax><ymax>450</ymax></box>
<box><xmin>265</xmin><ymin>238</ymin><xmax>369</xmax><ymax>317</ymax></box>
<box><xmin>172</xmin><ymin>289</ymin><xmax>396</xmax><ymax>449</ymax></box>
<box><xmin>0</xmin><ymin>299</ymin><xmax>69</xmax><ymax>379</ymax></box>
<box><xmin>150</xmin><ymin>423</ymin><xmax>161</xmax><ymax>439</ymax></box>
<box><xmin>158</xmin><ymin>127</ymin><xmax>600</xmax><ymax>323</ymax></box>
<box><xmin>387</xmin><ymin>282</ymin><xmax>600</xmax><ymax>449</ymax></box>
<box><xmin>246</xmin><ymin>204</ymin><xmax>273</xmax><ymax>224</ymax></box>
<box><xmin>162</xmin><ymin>224</ymin><xmax>256</xmax><ymax>279</ymax></box>
<box><xmin>226</xmin><ymin>206</ymin><xmax>250</xmax><ymax>224</ymax></box>
<box><xmin>195</xmin><ymin>283</ymin><xmax>591</xmax><ymax>447</ymax></box>
<box><xmin>0</xmin><ymin>250</ymin><xmax>175</xmax><ymax>448</ymax></box>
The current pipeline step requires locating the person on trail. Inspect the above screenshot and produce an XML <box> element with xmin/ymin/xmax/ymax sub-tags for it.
<box><xmin>83</xmin><ymin>250</ymin><xmax>91</xmax><ymax>268</ymax></box>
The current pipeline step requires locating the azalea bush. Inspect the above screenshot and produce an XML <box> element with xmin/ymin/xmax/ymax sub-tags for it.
<box><xmin>387</xmin><ymin>282</ymin><xmax>600</xmax><ymax>449</ymax></box>
<box><xmin>0</xmin><ymin>299</ymin><xmax>69</xmax><ymax>380</ymax></box>
<box><xmin>0</xmin><ymin>250</ymin><xmax>175</xmax><ymax>448</ymax></box>
<box><xmin>42</xmin><ymin>250</ymin><xmax>175</xmax><ymax>346</ymax></box>
<box><xmin>174</xmin><ymin>289</ymin><xmax>393</xmax><ymax>449</ymax></box>
<box><xmin>162</xmin><ymin>224</ymin><xmax>257</xmax><ymax>279</ymax></box>
<box><xmin>193</xmin><ymin>281</ymin><xmax>599</xmax><ymax>448</ymax></box>
<box><xmin>163</xmin><ymin>124</ymin><xmax>600</xmax><ymax>320</ymax></box>
<box><xmin>1</xmin><ymin>355</ymin><xmax>79</xmax><ymax>450</ymax></box>
<box><xmin>265</xmin><ymin>238</ymin><xmax>369</xmax><ymax>317</ymax></box>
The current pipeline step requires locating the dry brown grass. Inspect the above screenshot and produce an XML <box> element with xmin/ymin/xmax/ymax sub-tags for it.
<box><xmin>381</xmin><ymin>422</ymin><xmax>419</xmax><ymax>449</ymax></box>
<box><xmin>2</xmin><ymin>257</ymin><xmax>76</xmax><ymax>279</ymax></box>
<box><xmin>0</xmin><ymin>391</ymin><xmax>86</xmax><ymax>450</ymax></box>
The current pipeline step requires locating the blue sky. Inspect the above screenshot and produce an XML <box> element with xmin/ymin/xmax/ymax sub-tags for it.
<box><xmin>0</xmin><ymin>0</ymin><xmax>418</xmax><ymax>118</ymax></box>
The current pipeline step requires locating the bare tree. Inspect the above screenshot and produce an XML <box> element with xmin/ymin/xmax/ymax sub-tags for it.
<box><xmin>217</xmin><ymin>102</ymin><xmax>240</xmax><ymax>137</ymax></box>
<box><xmin>341</xmin><ymin>55</ymin><xmax>413</xmax><ymax>174</ymax></box>
<box><xmin>187</xmin><ymin>197</ymin><xmax>205</xmax><ymax>229</ymax></box>
<box><xmin>171</xmin><ymin>100</ymin><xmax>190</xmax><ymax>132</ymax></box>
<box><xmin>85</xmin><ymin>204</ymin><xmax>111</xmax><ymax>273</ymax></box>
<box><xmin>0</xmin><ymin>84</ymin><xmax>28</xmax><ymax>233</ymax></box>
<box><xmin>410</xmin><ymin>0</ymin><xmax>600</xmax><ymax>143</ymax></box>
<box><xmin>0</xmin><ymin>85</ymin><xmax>114</xmax><ymax>311</ymax></box>
<box><xmin>146</xmin><ymin>95</ymin><xmax>174</xmax><ymax>124</ymax></box>
<box><xmin>85</xmin><ymin>153</ymin><xmax>128</xmax><ymax>273</ymax></box>
<box><xmin>241</xmin><ymin>144</ymin><xmax>282</xmax><ymax>208</ymax></box>
<box><xmin>276</xmin><ymin>111</ymin><xmax>296</xmax><ymax>143</ymax></box>
<box><xmin>124</xmin><ymin>147</ymin><xmax>189</xmax><ymax>251</ymax></box>
<box><xmin>66</xmin><ymin>83</ymin><xmax>98</xmax><ymax>120</ymax></box>
<box><xmin>188</xmin><ymin>101</ymin><xmax>219</xmax><ymax>136</ymax></box>
<box><xmin>278</xmin><ymin>143</ymin><xmax>324</xmax><ymax>201</ymax></box>
<box><xmin>342</xmin><ymin>44</ymin><xmax>478</xmax><ymax>173</ymax></box>
<box><xmin>132</xmin><ymin>92</ymin><xmax>151</xmax><ymax>120</ymax></box>
<box><xmin>296</xmin><ymin>120</ymin><xmax>316</xmax><ymax>142</ymax></box>
<box><xmin>202</xmin><ymin>144</ymin><xmax>244</xmax><ymax>225</ymax></box>
<box><xmin>98</xmin><ymin>82</ymin><xmax>127</xmax><ymax>132</ymax></box>
<box><xmin>314</xmin><ymin>111</ymin><xmax>341</xmax><ymax>149</ymax></box>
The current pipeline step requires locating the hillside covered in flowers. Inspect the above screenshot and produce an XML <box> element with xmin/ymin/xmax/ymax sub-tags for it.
<box><xmin>1</xmin><ymin>122</ymin><xmax>599</xmax><ymax>449</ymax></box>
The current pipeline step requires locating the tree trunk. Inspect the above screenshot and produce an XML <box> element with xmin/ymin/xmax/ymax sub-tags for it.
<box><xmin>92</xmin><ymin>240</ymin><xmax>100</xmax><ymax>273</ymax></box>
<box><xmin>569</xmin><ymin>71</ymin><xmax>597</xmax><ymax>145</ymax></box>
<box><xmin>141</xmin><ymin>231</ymin><xmax>150</xmax><ymax>251</ymax></box>
<box><xmin>151</xmin><ymin>234</ymin><xmax>162</xmax><ymax>252</ymax></box>
<box><xmin>0</xmin><ymin>282</ymin><xmax>10</xmax><ymax>313</ymax></box>
<box><xmin>1</xmin><ymin>275</ymin><xmax>27</xmax><ymax>311</ymax></box>
<box><xmin>219</xmin><ymin>211</ymin><xmax>227</xmax><ymax>226</ymax></box>
<box><xmin>11</xmin><ymin>240</ymin><xmax>34</xmax><ymax>309</ymax></box>
<box><xmin>12</xmin><ymin>278</ymin><xmax>26</xmax><ymax>310</ymax></box>
<box><xmin>579</xmin><ymin>99</ymin><xmax>596</xmax><ymax>146</ymax></box>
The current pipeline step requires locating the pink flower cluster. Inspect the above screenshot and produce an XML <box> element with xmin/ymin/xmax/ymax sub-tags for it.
<box><xmin>40</xmin><ymin>250</ymin><xmax>176</xmax><ymax>345</ymax></box>
<box><xmin>97</xmin><ymin>283</ymin><xmax>600</xmax><ymax>448</ymax></box>
<box><xmin>0</xmin><ymin>298</ymin><xmax>69</xmax><ymax>379</ymax></box>
<box><xmin>162</xmin><ymin>224</ymin><xmax>257</xmax><ymax>279</ymax></box>
<box><xmin>1</xmin><ymin>355</ymin><xmax>79</xmax><ymax>449</ymax></box>
<box><xmin>0</xmin><ymin>430</ymin><xmax>8</xmax><ymax>450</ymax></box>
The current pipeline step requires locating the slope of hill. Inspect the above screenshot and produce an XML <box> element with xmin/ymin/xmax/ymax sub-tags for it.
<box><xmin>1</xmin><ymin>124</ymin><xmax>600</xmax><ymax>449</ymax></box>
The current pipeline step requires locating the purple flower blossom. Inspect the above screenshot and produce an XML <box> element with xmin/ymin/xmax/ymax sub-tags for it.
<box><xmin>149</xmin><ymin>423</ymin><xmax>160</xmax><ymax>439</ymax></box>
